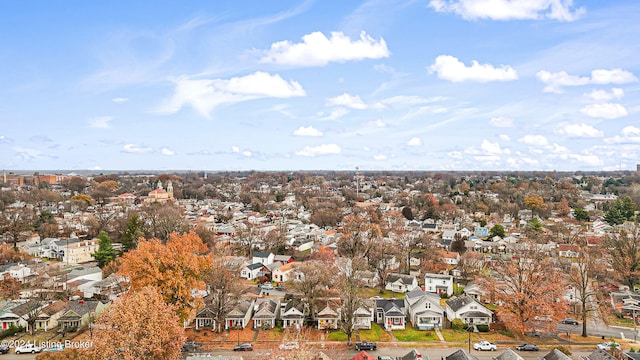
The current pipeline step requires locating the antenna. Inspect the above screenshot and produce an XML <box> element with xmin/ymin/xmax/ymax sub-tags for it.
<box><xmin>355</xmin><ymin>166</ymin><xmax>359</xmax><ymax>196</ymax></box>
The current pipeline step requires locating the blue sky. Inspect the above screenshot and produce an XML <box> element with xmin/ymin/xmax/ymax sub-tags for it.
<box><xmin>1</xmin><ymin>0</ymin><xmax>639</xmax><ymax>172</ymax></box>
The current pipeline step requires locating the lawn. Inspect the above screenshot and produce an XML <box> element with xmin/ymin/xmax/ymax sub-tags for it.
<box><xmin>357</xmin><ymin>323</ymin><xmax>392</xmax><ymax>342</ymax></box>
<box><xmin>361</xmin><ymin>288</ymin><xmax>406</xmax><ymax>300</ymax></box>
<box><xmin>393</xmin><ymin>328</ymin><xmax>439</xmax><ymax>342</ymax></box>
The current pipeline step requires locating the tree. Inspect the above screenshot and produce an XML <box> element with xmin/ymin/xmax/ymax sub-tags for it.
<box><xmin>573</xmin><ymin>207</ymin><xmax>590</xmax><ymax>222</ymax></box>
<box><xmin>204</xmin><ymin>261</ymin><xmax>242</xmax><ymax>333</ymax></box>
<box><xmin>287</xmin><ymin>260</ymin><xmax>333</xmax><ymax>323</ymax></box>
<box><xmin>604</xmin><ymin>222</ymin><xmax>640</xmax><ymax>290</ymax></box>
<box><xmin>0</xmin><ymin>244</ymin><xmax>32</xmax><ymax>265</ymax></box>
<box><xmin>605</xmin><ymin>197</ymin><xmax>637</xmax><ymax>225</ymax></box>
<box><xmin>337</xmin><ymin>256</ymin><xmax>366</xmax><ymax>346</ymax></box>
<box><xmin>566</xmin><ymin>231</ymin><xmax>603</xmax><ymax>337</ymax></box>
<box><xmin>450</xmin><ymin>233</ymin><xmax>466</xmax><ymax>254</ymax></box>
<box><xmin>338</xmin><ymin>213</ymin><xmax>381</xmax><ymax>259</ymax></box>
<box><xmin>119</xmin><ymin>214</ymin><xmax>145</xmax><ymax>252</ymax></box>
<box><xmin>557</xmin><ymin>197</ymin><xmax>571</xmax><ymax>217</ymax></box>
<box><xmin>117</xmin><ymin>231</ymin><xmax>213</xmax><ymax>323</ymax></box>
<box><xmin>524</xmin><ymin>194</ymin><xmax>547</xmax><ymax>215</ymax></box>
<box><xmin>489</xmin><ymin>224</ymin><xmax>506</xmax><ymax>239</ymax></box>
<box><xmin>480</xmin><ymin>240</ymin><xmax>568</xmax><ymax>337</ymax></box>
<box><xmin>141</xmin><ymin>202</ymin><xmax>189</xmax><ymax>242</ymax></box>
<box><xmin>88</xmin><ymin>286</ymin><xmax>185</xmax><ymax>360</ymax></box>
<box><xmin>0</xmin><ymin>275</ymin><xmax>22</xmax><ymax>300</ymax></box>
<box><xmin>92</xmin><ymin>231</ymin><xmax>116</xmax><ymax>268</ymax></box>
<box><xmin>0</xmin><ymin>205</ymin><xmax>36</xmax><ymax>249</ymax></box>
<box><xmin>66</xmin><ymin>176</ymin><xmax>88</xmax><ymax>194</ymax></box>
<box><xmin>401</xmin><ymin>206</ymin><xmax>414</xmax><ymax>220</ymax></box>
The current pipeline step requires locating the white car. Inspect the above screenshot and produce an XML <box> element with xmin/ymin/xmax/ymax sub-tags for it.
<box><xmin>279</xmin><ymin>341</ymin><xmax>300</xmax><ymax>350</ymax></box>
<box><xmin>474</xmin><ymin>341</ymin><xmax>497</xmax><ymax>351</ymax></box>
<box><xmin>15</xmin><ymin>343</ymin><xmax>43</xmax><ymax>354</ymax></box>
<box><xmin>597</xmin><ymin>342</ymin><xmax>621</xmax><ymax>351</ymax></box>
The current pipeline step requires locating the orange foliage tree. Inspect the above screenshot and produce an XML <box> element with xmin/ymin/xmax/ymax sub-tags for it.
<box><xmin>118</xmin><ymin>231</ymin><xmax>212</xmax><ymax>323</ymax></box>
<box><xmin>88</xmin><ymin>286</ymin><xmax>185</xmax><ymax>360</ymax></box>
<box><xmin>480</xmin><ymin>240</ymin><xmax>567</xmax><ymax>337</ymax></box>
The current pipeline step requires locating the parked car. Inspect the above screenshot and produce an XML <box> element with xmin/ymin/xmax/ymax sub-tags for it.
<box><xmin>355</xmin><ymin>342</ymin><xmax>377</xmax><ymax>351</ymax></box>
<box><xmin>260</xmin><ymin>283</ymin><xmax>274</xmax><ymax>290</ymax></box>
<box><xmin>15</xmin><ymin>343</ymin><xmax>42</xmax><ymax>354</ymax></box>
<box><xmin>516</xmin><ymin>344</ymin><xmax>539</xmax><ymax>351</ymax></box>
<box><xmin>597</xmin><ymin>342</ymin><xmax>621</xmax><ymax>351</ymax></box>
<box><xmin>534</xmin><ymin>315</ymin><xmax>552</xmax><ymax>322</ymax></box>
<box><xmin>233</xmin><ymin>343</ymin><xmax>253</xmax><ymax>351</ymax></box>
<box><xmin>474</xmin><ymin>341</ymin><xmax>497</xmax><ymax>351</ymax></box>
<box><xmin>561</xmin><ymin>318</ymin><xmax>579</xmax><ymax>325</ymax></box>
<box><xmin>181</xmin><ymin>341</ymin><xmax>201</xmax><ymax>352</ymax></box>
<box><xmin>42</xmin><ymin>344</ymin><xmax>65</xmax><ymax>352</ymax></box>
<box><xmin>377</xmin><ymin>356</ymin><xmax>394</xmax><ymax>360</ymax></box>
<box><xmin>279</xmin><ymin>341</ymin><xmax>300</xmax><ymax>350</ymax></box>
<box><xmin>0</xmin><ymin>344</ymin><xmax>9</xmax><ymax>354</ymax></box>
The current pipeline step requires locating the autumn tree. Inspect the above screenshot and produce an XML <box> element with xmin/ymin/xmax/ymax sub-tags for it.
<box><xmin>70</xmin><ymin>194</ymin><xmax>93</xmax><ymax>211</ymax></box>
<box><xmin>88</xmin><ymin>286</ymin><xmax>185</xmax><ymax>360</ymax></box>
<box><xmin>480</xmin><ymin>240</ymin><xmax>568</xmax><ymax>337</ymax></box>
<box><xmin>338</xmin><ymin>212</ymin><xmax>381</xmax><ymax>259</ymax></box>
<box><xmin>92</xmin><ymin>231</ymin><xmax>116</xmax><ymax>268</ymax></box>
<box><xmin>524</xmin><ymin>194</ymin><xmax>548</xmax><ymax>215</ymax></box>
<box><xmin>0</xmin><ymin>275</ymin><xmax>22</xmax><ymax>300</ymax></box>
<box><xmin>557</xmin><ymin>197</ymin><xmax>571</xmax><ymax>217</ymax></box>
<box><xmin>0</xmin><ymin>244</ymin><xmax>32</xmax><ymax>265</ymax></box>
<box><xmin>604</xmin><ymin>222</ymin><xmax>640</xmax><ymax>290</ymax></box>
<box><xmin>118</xmin><ymin>231</ymin><xmax>213</xmax><ymax>323</ymax></box>
<box><xmin>120</xmin><ymin>214</ymin><xmax>145</xmax><ymax>252</ymax></box>
<box><xmin>337</xmin><ymin>256</ymin><xmax>366</xmax><ymax>345</ymax></box>
<box><xmin>287</xmin><ymin>260</ymin><xmax>333</xmax><ymax>322</ymax></box>
<box><xmin>1</xmin><ymin>205</ymin><xmax>36</xmax><ymax>248</ymax></box>
<box><xmin>566</xmin><ymin>230</ymin><xmax>604</xmax><ymax>337</ymax></box>
<box><xmin>141</xmin><ymin>202</ymin><xmax>189</xmax><ymax>241</ymax></box>
<box><xmin>457</xmin><ymin>251</ymin><xmax>485</xmax><ymax>281</ymax></box>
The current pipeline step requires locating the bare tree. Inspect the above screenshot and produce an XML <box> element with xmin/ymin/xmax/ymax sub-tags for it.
<box><xmin>337</xmin><ymin>256</ymin><xmax>366</xmax><ymax>345</ymax></box>
<box><xmin>287</xmin><ymin>261</ymin><xmax>333</xmax><ymax>324</ymax></box>
<box><xmin>205</xmin><ymin>261</ymin><xmax>242</xmax><ymax>333</ymax></box>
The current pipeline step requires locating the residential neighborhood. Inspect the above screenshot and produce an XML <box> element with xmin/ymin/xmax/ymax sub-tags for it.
<box><xmin>2</xmin><ymin>169</ymin><xmax>640</xmax><ymax>359</ymax></box>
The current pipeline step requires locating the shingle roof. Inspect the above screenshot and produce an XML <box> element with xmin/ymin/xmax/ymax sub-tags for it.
<box><xmin>541</xmin><ymin>349</ymin><xmax>572</xmax><ymax>360</ymax></box>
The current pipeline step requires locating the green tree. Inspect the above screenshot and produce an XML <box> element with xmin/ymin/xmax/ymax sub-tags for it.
<box><xmin>605</xmin><ymin>197</ymin><xmax>637</xmax><ymax>225</ymax></box>
<box><xmin>120</xmin><ymin>214</ymin><xmax>144</xmax><ymax>252</ymax></box>
<box><xmin>92</xmin><ymin>231</ymin><xmax>116</xmax><ymax>268</ymax></box>
<box><xmin>573</xmin><ymin>207</ymin><xmax>590</xmax><ymax>222</ymax></box>
<box><xmin>489</xmin><ymin>224</ymin><xmax>506</xmax><ymax>239</ymax></box>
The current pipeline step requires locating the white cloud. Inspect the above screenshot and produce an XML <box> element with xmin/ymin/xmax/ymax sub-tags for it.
<box><xmin>231</xmin><ymin>146</ymin><xmax>240</xmax><ymax>153</ymax></box>
<box><xmin>428</xmin><ymin>0</ymin><xmax>584</xmax><ymax>21</ymax></box>
<box><xmin>381</xmin><ymin>95</ymin><xmax>447</xmax><ymax>106</ymax></box>
<box><xmin>489</xmin><ymin>116</ymin><xmax>513</xmax><ymax>127</ymax></box>
<box><xmin>584</xmin><ymin>88</ymin><xmax>624</xmax><ymax>102</ymax></box>
<box><xmin>448</xmin><ymin>151</ymin><xmax>463</xmax><ymax>159</ymax></box>
<box><xmin>13</xmin><ymin>147</ymin><xmax>43</xmax><ymax>161</ymax></box>
<box><xmin>407</xmin><ymin>137</ymin><xmax>423</xmax><ymax>147</ymax></box>
<box><xmin>88</xmin><ymin>116</ymin><xmax>113</xmax><ymax>129</ymax></box>
<box><xmin>368</xmin><ymin>120</ymin><xmax>387</xmax><ymax>128</ymax></box>
<box><xmin>293</xmin><ymin>126</ymin><xmax>323</xmax><ymax>137</ymax></box>
<box><xmin>112</xmin><ymin>97</ymin><xmax>129</xmax><ymax>103</ymax></box>
<box><xmin>259</xmin><ymin>31</ymin><xmax>389</xmax><ymax>67</ymax></box>
<box><xmin>428</xmin><ymin>55</ymin><xmax>518</xmax><ymax>82</ymax></box>
<box><xmin>518</xmin><ymin>134</ymin><xmax>549</xmax><ymax>146</ymax></box>
<box><xmin>569</xmin><ymin>153</ymin><xmax>603</xmax><ymax>167</ymax></box>
<box><xmin>317</xmin><ymin>108</ymin><xmax>350</xmax><ymax>121</ymax></box>
<box><xmin>162</xmin><ymin>72</ymin><xmax>305</xmax><ymax>118</ymax></box>
<box><xmin>326</xmin><ymin>93</ymin><xmax>385</xmax><ymax>110</ymax></box>
<box><xmin>90</xmin><ymin>166</ymin><xmax>103</xmax><ymax>171</ymax></box>
<box><xmin>242</xmin><ymin>151</ymin><xmax>252</xmax><ymax>157</ymax></box>
<box><xmin>556</xmin><ymin>123</ymin><xmax>603</xmax><ymax>137</ymax></box>
<box><xmin>604</xmin><ymin>126</ymin><xmax>640</xmax><ymax>144</ymax></box>
<box><xmin>580</xmin><ymin>103</ymin><xmax>628</xmax><ymax>119</ymax></box>
<box><xmin>123</xmin><ymin>144</ymin><xmax>152</xmax><ymax>153</ymax></box>
<box><xmin>499</xmin><ymin>134</ymin><xmax>511</xmax><ymax>141</ymax></box>
<box><xmin>161</xmin><ymin>147</ymin><xmax>175</xmax><ymax>155</ymax></box>
<box><xmin>480</xmin><ymin>139</ymin><xmax>510</xmax><ymax>154</ymax></box>
<box><xmin>373</xmin><ymin>154</ymin><xmax>387</xmax><ymax>161</ymax></box>
<box><xmin>537</xmin><ymin>69</ymin><xmax>637</xmax><ymax>93</ymax></box>
<box><xmin>295</xmin><ymin>144</ymin><xmax>341</xmax><ymax>157</ymax></box>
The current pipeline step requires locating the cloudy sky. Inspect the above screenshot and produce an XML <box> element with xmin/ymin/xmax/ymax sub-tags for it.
<box><xmin>1</xmin><ymin>0</ymin><xmax>639</xmax><ymax>172</ymax></box>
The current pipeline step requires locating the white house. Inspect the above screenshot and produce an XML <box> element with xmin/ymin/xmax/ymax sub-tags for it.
<box><xmin>404</xmin><ymin>288</ymin><xmax>445</xmax><ymax>330</ymax></box>
<box><xmin>445</xmin><ymin>295</ymin><xmax>493</xmax><ymax>326</ymax></box>
<box><xmin>424</xmin><ymin>273</ymin><xmax>454</xmax><ymax>296</ymax></box>
<box><xmin>252</xmin><ymin>252</ymin><xmax>275</xmax><ymax>266</ymax></box>
<box><xmin>385</xmin><ymin>273</ymin><xmax>419</xmax><ymax>293</ymax></box>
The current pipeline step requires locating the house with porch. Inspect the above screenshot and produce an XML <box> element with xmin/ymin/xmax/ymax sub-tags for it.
<box><xmin>317</xmin><ymin>300</ymin><xmax>340</xmax><ymax>330</ymax></box>
<box><xmin>424</xmin><ymin>273</ymin><xmax>454</xmax><ymax>296</ymax></box>
<box><xmin>281</xmin><ymin>298</ymin><xmax>305</xmax><ymax>329</ymax></box>
<box><xmin>404</xmin><ymin>288</ymin><xmax>445</xmax><ymax>330</ymax></box>
<box><xmin>240</xmin><ymin>263</ymin><xmax>268</xmax><ymax>280</ymax></box>
<box><xmin>445</xmin><ymin>295</ymin><xmax>493</xmax><ymax>326</ymax></box>
<box><xmin>57</xmin><ymin>300</ymin><xmax>108</xmax><ymax>332</ymax></box>
<box><xmin>375</xmin><ymin>298</ymin><xmax>406</xmax><ymax>330</ymax></box>
<box><xmin>194</xmin><ymin>307</ymin><xmax>216</xmax><ymax>331</ymax></box>
<box><xmin>35</xmin><ymin>300</ymin><xmax>67</xmax><ymax>332</ymax></box>
<box><xmin>253</xmin><ymin>298</ymin><xmax>280</xmax><ymax>329</ymax></box>
<box><xmin>224</xmin><ymin>299</ymin><xmax>255</xmax><ymax>330</ymax></box>
<box><xmin>353</xmin><ymin>299</ymin><xmax>375</xmax><ymax>330</ymax></box>
<box><xmin>385</xmin><ymin>273</ymin><xmax>419</xmax><ymax>293</ymax></box>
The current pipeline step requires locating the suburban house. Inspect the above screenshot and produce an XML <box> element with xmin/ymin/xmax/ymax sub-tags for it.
<box><xmin>424</xmin><ymin>273</ymin><xmax>454</xmax><ymax>296</ymax></box>
<box><xmin>558</xmin><ymin>244</ymin><xmax>580</xmax><ymax>258</ymax></box>
<box><xmin>385</xmin><ymin>273</ymin><xmax>419</xmax><ymax>293</ymax></box>
<box><xmin>375</xmin><ymin>298</ymin><xmax>406</xmax><ymax>330</ymax></box>
<box><xmin>35</xmin><ymin>300</ymin><xmax>67</xmax><ymax>331</ymax></box>
<box><xmin>252</xmin><ymin>298</ymin><xmax>280</xmax><ymax>329</ymax></box>
<box><xmin>445</xmin><ymin>295</ymin><xmax>493</xmax><ymax>326</ymax></box>
<box><xmin>316</xmin><ymin>300</ymin><xmax>340</xmax><ymax>330</ymax></box>
<box><xmin>240</xmin><ymin>263</ymin><xmax>268</xmax><ymax>280</ymax></box>
<box><xmin>463</xmin><ymin>282</ymin><xmax>488</xmax><ymax>303</ymax></box>
<box><xmin>441</xmin><ymin>251</ymin><xmax>461</xmax><ymax>266</ymax></box>
<box><xmin>0</xmin><ymin>300</ymin><xmax>42</xmax><ymax>331</ymax></box>
<box><xmin>225</xmin><ymin>299</ymin><xmax>255</xmax><ymax>329</ymax></box>
<box><xmin>356</xmin><ymin>270</ymin><xmax>380</xmax><ymax>288</ymax></box>
<box><xmin>50</xmin><ymin>238</ymin><xmax>100</xmax><ymax>265</ymax></box>
<box><xmin>280</xmin><ymin>298</ymin><xmax>305</xmax><ymax>329</ymax></box>
<box><xmin>57</xmin><ymin>300</ymin><xmax>108</xmax><ymax>332</ymax></box>
<box><xmin>252</xmin><ymin>252</ymin><xmax>275</xmax><ymax>266</ymax></box>
<box><xmin>194</xmin><ymin>307</ymin><xmax>216</xmax><ymax>331</ymax></box>
<box><xmin>273</xmin><ymin>262</ymin><xmax>296</xmax><ymax>283</ymax></box>
<box><xmin>404</xmin><ymin>288</ymin><xmax>445</xmax><ymax>330</ymax></box>
<box><xmin>353</xmin><ymin>299</ymin><xmax>375</xmax><ymax>330</ymax></box>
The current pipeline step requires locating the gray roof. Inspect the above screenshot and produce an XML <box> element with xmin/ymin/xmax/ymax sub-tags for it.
<box><xmin>584</xmin><ymin>349</ymin><xmax>618</xmax><ymax>360</ymax></box>
<box><xmin>387</xmin><ymin>273</ymin><xmax>416</xmax><ymax>286</ymax></box>
<box><xmin>541</xmin><ymin>349</ymin><xmax>572</xmax><ymax>360</ymax></box>
<box><xmin>492</xmin><ymin>349</ymin><xmax>524</xmax><ymax>360</ymax></box>
<box><xmin>446</xmin><ymin>349</ymin><xmax>479</xmax><ymax>360</ymax></box>
<box><xmin>446</xmin><ymin>295</ymin><xmax>484</xmax><ymax>312</ymax></box>
<box><xmin>397</xmin><ymin>349</ymin><xmax>423</xmax><ymax>360</ymax></box>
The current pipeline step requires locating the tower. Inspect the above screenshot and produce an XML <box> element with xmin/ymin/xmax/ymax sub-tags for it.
<box><xmin>167</xmin><ymin>181</ymin><xmax>173</xmax><ymax>198</ymax></box>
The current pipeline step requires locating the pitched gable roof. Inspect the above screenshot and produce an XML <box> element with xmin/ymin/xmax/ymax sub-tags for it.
<box><xmin>541</xmin><ymin>349</ymin><xmax>572</xmax><ymax>360</ymax></box>
<box><xmin>446</xmin><ymin>349</ymin><xmax>479</xmax><ymax>360</ymax></box>
<box><xmin>446</xmin><ymin>295</ymin><xmax>483</xmax><ymax>312</ymax></box>
<box><xmin>494</xmin><ymin>349</ymin><xmax>524</xmax><ymax>360</ymax></box>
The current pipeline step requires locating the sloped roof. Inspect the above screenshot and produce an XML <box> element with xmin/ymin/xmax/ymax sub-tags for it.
<box><xmin>351</xmin><ymin>350</ymin><xmax>376</xmax><ymax>360</ymax></box>
<box><xmin>493</xmin><ymin>349</ymin><xmax>524</xmax><ymax>360</ymax></box>
<box><xmin>541</xmin><ymin>349</ymin><xmax>572</xmax><ymax>360</ymax></box>
<box><xmin>446</xmin><ymin>295</ymin><xmax>486</xmax><ymax>313</ymax></box>
<box><xmin>446</xmin><ymin>349</ymin><xmax>479</xmax><ymax>360</ymax></box>
<box><xmin>584</xmin><ymin>349</ymin><xmax>618</xmax><ymax>360</ymax></box>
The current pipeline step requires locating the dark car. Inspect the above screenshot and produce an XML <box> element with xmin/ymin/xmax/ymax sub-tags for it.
<box><xmin>181</xmin><ymin>341</ymin><xmax>201</xmax><ymax>352</ymax></box>
<box><xmin>233</xmin><ymin>343</ymin><xmax>253</xmax><ymax>351</ymax></box>
<box><xmin>355</xmin><ymin>342</ymin><xmax>377</xmax><ymax>351</ymax></box>
<box><xmin>0</xmin><ymin>344</ymin><xmax>9</xmax><ymax>354</ymax></box>
<box><xmin>516</xmin><ymin>344</ymin><xmax>539</xmax><ymax>351</ymax></box>
<box><xmin>561</xmin><ymin>318</ymin><xmax>579</xmax><ymax>325</ymax></box>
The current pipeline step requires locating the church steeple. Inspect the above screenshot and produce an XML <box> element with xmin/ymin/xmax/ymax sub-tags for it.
<box><xmin>167</xmin><ymin>181</ymin><xmax>173</xmax><ymax>198</ymax></box>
